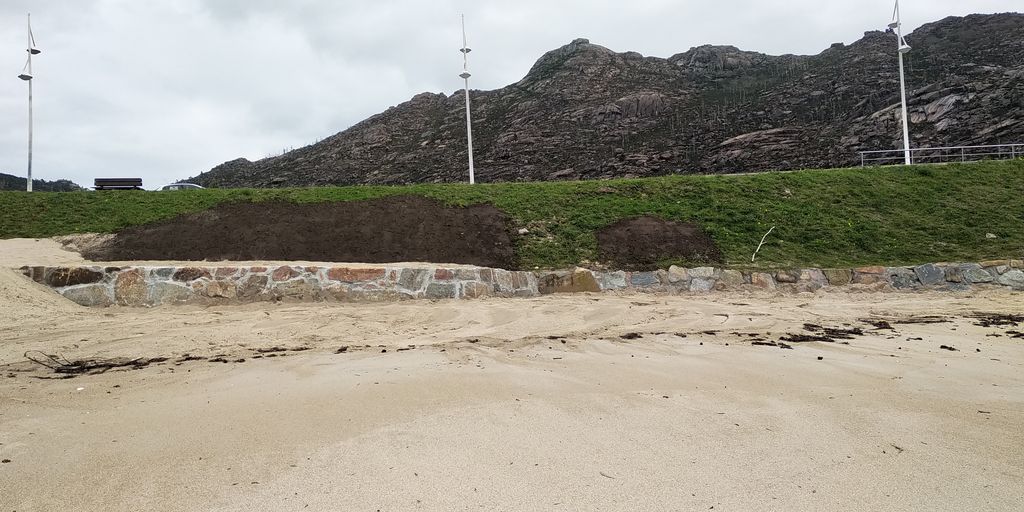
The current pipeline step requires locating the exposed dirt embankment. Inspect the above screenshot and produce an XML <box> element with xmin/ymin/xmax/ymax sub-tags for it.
<box><xmin>74</xmin><ymin>196</ymin><xmax>519</xmax><ymax>269</ymax></box>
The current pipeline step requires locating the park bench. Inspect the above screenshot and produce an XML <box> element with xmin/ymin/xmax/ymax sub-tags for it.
<box><xmin>94</xmin><ymin>178</ymin><xmax>143</xmax><ymax>191</ymax></box>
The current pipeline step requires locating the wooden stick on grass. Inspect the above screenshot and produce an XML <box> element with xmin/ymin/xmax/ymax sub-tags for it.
<box><xmin>752</xmin><ymin>226</ymin><xmax>776</xmax><ymax>263</ymax></box>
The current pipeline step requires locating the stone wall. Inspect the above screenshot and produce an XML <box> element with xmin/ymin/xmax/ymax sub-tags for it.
<box><xmin>536</xmin><ymin>261</ymin><xmax>1024</xmax><ymax>294</ymax></box>
<box><xmin>17</xmin><ymin>260</ymin><xmax>1024</xmax><ymax>308</ymax></box>
<box><xmin>18</xmin><ymin>265</ymin><xmax>539</xmax><ymax>307</ymax></box>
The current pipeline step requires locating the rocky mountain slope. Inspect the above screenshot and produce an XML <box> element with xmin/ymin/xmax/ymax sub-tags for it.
<box><xmin>192</xmin><ymin>13</ymin><xmax>1024</xmax><ymax>188</ymax></box>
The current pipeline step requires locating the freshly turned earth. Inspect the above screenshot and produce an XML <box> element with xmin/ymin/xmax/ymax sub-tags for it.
<box><xmin>597</xmin><ymin>216</ymin><xmax>723</xmax><ymax>270</ymax></box>
<box><xmin>191</xmin><ymin>13</ymin><xmax>1024</xmax><ymax>187</ymax></box>
<box><xmin>80</xmin><ymin>196</ymin><xmax>518</xmax><ymax>269</ymax></box>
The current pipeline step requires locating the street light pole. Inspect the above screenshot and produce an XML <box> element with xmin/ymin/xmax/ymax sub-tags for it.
<box><xmin>890</xmin><ymin>1</ymin><xmax>912</xmax><ymax>165</ymax></box>
<box><xmin>459</xmin><ymin>14</ymin><xmax>475</xmax><ymax>184</ymax></box>
<box><xmin>18</xmin><ymin>13</ymin><xmax>41</xmax><ymax>192</ymax></box>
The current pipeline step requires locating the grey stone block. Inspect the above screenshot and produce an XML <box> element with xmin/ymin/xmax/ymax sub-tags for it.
<box><xmin>914</xmin><ymin>264</ymin><xmax>946</xmax><ymax>286</ymax></box>
<box><xmin>61</xmin><ymin>284</ymin><xmax>113</xmax><ymax>307</ymax></box>
<box><xmin>689</xmin><ymin>267</ymin><xmax>715</xmax><ymax>279</ymax></box>
<box><xmin>667</xmin><ymin>266</ymin><xmax>689</xmax><ymax>284</ymax></box>
<box><xmin>596</xmin><ymin>271</ymin><xmax>628</xmax><ymax>290</ymax></box>
<box><xmin>997</xmin><ymin>270</ymin><xmax>1024</xmax><ymax>290</ymax></box>
<box><xmin>887</xmin><ymin>267</ymin><xmax>919</xmax><ymax>289</ymax></box>
<box><xmin>960</xmin><ymin>263</ymin><xmax>994</xmax><ymax>284</ymax></box>
<box><xmin>397</xmin><ymin>269</ymin><xmax>430</xmax><ymax>292</ymax></box>
<box><xmin>425</xmin><ymin>282</ymin><xmax>457</xmax><ymax>299</ymax></box>
<box><xmin>689</xmin><ymin>278</ymin><xmax>715</xmax><ymax>293</ymax></box>
<box><xmin>719</xmin><ymin>270</ymin><xmax>745</xmax><ymax>287</ymax></box>
<box><xmin>149</xmin><ymin>282</ymin><xmax>193</xmax><ymax>305</ymax></box>
<box><xmin>630</xmin><ymin>272</ymin><xmax>660</xmax><ymax>288</ymax></box>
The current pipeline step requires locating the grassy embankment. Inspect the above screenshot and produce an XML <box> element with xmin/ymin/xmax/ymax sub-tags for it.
<box><xmin>1</xmin><ymin>160</ymin><xmax>1022</xmax><ymax>270</ymax></box>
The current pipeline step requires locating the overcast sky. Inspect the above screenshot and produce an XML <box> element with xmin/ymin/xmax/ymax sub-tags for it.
<box><xmin>1</xmin><ymin>1</ymin><xmax>1019</xmax><ymax>189</ymax></box>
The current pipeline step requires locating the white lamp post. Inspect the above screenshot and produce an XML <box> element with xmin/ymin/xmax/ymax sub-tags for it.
<box><xmin>889</xmin><ymin>1</ymin><xmax>912</xmax><ymax>165</ymax></box>
<box><xmin>17</xmin><ymin>13</ymin><xmax>41</xmax><ymax>192</ymax></box>
<box><xmin>459</xmin><ymin>14</ymin><xmax>475</xmax><ymax>184</ymax></box>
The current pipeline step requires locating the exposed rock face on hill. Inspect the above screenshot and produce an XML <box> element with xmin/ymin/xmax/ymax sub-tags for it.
<box><xmin>192</xmin><ymin>13</ymin><xmax>1024</xmax><ymax>188</ymax></box>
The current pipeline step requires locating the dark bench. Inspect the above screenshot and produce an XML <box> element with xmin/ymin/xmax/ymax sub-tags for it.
<box><xmin>94</xmin><ymin>178</ymin><xmax>143</xmax><ymax>190</ymax></box>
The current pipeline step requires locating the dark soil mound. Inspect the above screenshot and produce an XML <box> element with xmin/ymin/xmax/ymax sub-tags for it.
<box><xmin>596</xmin><ymin>217</ymin><xmax>723</xmax><ymax>270</ymax></box>
<box><xmin>85</xmin><ymin>196</ymin><xmax>517</xmax><ymax>269</ymax></box>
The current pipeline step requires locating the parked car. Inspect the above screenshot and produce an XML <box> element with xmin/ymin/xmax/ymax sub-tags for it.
<box><xmin>161</xmin><ymin>182</ymin><xmax>204</xmax><ymax>191</ymax></box>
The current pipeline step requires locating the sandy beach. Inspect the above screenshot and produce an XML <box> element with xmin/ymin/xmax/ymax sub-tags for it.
<box><xmin>1</xmin><ymin>240</ymin><xmax>1023</xmax><ymax>511</ymax></box>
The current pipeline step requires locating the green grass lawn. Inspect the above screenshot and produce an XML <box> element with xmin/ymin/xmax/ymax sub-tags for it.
<box><xmin>2</xmin><ymin>160</ymin><xmax>1023</xmax><ymax>270</ymax></box>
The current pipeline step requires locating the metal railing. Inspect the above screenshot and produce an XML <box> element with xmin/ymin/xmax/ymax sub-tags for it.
<box><xmin>859</xmin><ymin>143</ymin><xmax>1024</xmax><ymax>167</ymax></box>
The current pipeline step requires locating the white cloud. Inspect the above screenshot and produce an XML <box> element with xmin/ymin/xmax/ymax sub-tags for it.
<box><xmin>0</xmin><ymin>0</ymin><xmax>1020</xmax><ymax>188</ymax></box>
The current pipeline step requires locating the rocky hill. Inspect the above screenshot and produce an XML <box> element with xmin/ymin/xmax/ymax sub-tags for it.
<box><xmin>191</xmin><ymin>13</ymin><xmax>1024</xmax><ymax>188</ymax></box>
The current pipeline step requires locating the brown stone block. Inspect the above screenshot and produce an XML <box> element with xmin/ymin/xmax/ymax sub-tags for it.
<box><xmin>237</xmin><ymin>275</ymin><xmax>269</xmax><ymax>299</ymax></box>
<box><xmin>434</xmin><ymin>269</ymin><xmax>456</xmax><ymax>281</ymax></box>
<box><xmin>537</xmin><ymin>269</ymin><xmax>601</xmax><ymax>294</ymax></box>
<box><xmin>328</xmin><ymin>267</ymin><xmax>387</xmax><ymax>283</ymax></box>
<box><xmin>462</xmin><ymin>282</ymin><xmax>492</xmax><ymax>299</ymax></box>
<box><xmin>854</xmin><ymin>266</ymin><xmax>886</xmax><ymax>275</ymax></box>
<box><xmin>751</xmin><ymin>273</ymin><xmax>776</xmax><ymax>289</ymax></box>
<box><xmin>775</xmin><ymin>270</ymin><xmax>799</xmax><ymax>283</ymax></box>
<box><xmin>271</xmin><ymin>266</ymin><xmax>300</xmax><ymax>282</ymax></box>
<box><xmin>979</xmin><ymin>260</ymin><xmax>1010</xmax><ymax>268</ymax></box>
<box><xmin>115</xmin><ymin>269</ymin><xmax>148</xmax><ymax>306</ymax></box>
<box><xmin>46</xmin><ymin>267</ymin><xmax>106</xmax><ymax>287</ymax></box>
<box><xmin>173</xmin><ymin>267</ymin><xmax>212</xmax><ymax>282</ymax></box>
<box><xmin>822</xmin><ymin>269</ymin><xmax>852</xmax><ymax>286</ymax></box>
<box><xmin>214</xmin><ymin>267</ymin><xmax>239</xmax><ymax>278</ymax></box>
<box><xmin>456</xmin><ymin>269</ymin><xmax>481</xmax><ymax>281</ymax></box>
<box><xmin>20</xmin><ymin>266</ymin><xmax>46</xmax><ymax>283</ymax></box>
<box><xmin>205</xmin><ymin>281</ymin><xmax>238</xmax><ymax>299</ymax></box>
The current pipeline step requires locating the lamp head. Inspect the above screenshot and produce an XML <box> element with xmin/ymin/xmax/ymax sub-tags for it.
<box><xmin>18</xmin><ymin>73</ymin><xmax>33</xmax><ymax>81</ymax></box>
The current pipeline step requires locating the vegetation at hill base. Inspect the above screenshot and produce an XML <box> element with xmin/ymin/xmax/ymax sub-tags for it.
<box><xmin>2</xmin><ymin>160</ymin><xmax>1023</xmax><ymax>270</ymax></box>
<box><xmin>0</xmin><ymin>173</ymin><xmax>83</xmax><ymax>192</ymax></box>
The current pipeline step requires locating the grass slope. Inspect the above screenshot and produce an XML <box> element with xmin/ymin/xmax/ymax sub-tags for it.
<box><xmin>2</xmin><ymin>161</ymin><xmax>1023</xmax><ymax>270</ymax></box>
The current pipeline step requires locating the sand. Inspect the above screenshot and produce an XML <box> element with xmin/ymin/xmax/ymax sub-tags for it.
<box><xmin>1</xmin><ymin>239</ymin><xmax>1023</xmax><ymax>511</ymax></box>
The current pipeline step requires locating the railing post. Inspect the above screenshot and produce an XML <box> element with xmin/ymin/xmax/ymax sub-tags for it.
<box><xmin>961</xmin><ymin>148</ymin><xmax>965</xmax><ymax>163</ymax></box>
<box><xmin>860</xmin><ymin>152</ymin><xmax>865</xmax><ymax>167</ymax></box>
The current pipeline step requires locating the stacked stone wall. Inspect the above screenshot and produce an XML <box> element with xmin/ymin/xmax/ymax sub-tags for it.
<box><xmin>538</xmin><ymin>261</ymin><xmax>1024</xmax><ymax>294</ymax></box>
<box><xmin>19</xmin><ymin>265</ymin><xmax>538</xmax><ymax>307</ymax></box>
<box><xmin>17</xmin><ymin>260</ymin><xmax>1024</xmax><ymax>307</ymax></box>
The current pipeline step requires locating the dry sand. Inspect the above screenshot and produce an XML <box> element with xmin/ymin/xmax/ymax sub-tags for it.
<box><xmin>1</xmin><ymin>239</ymin><xmax>1023</xmax><ymax>511</ymax></box>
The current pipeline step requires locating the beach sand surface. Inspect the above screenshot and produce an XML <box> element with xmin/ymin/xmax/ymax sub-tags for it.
<box><xmin>1</xmin><ymin>240</ymin><xmax>1023</xmax><ymax>511</ymax></box>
